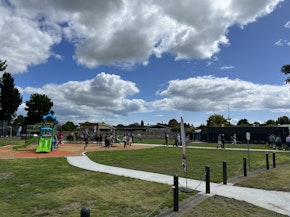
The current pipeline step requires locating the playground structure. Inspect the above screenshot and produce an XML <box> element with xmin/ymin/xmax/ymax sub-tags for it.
<box><xmin>13</xmin><ymin>113</ymin><xmax>59</xmax><ymax>153</ymax></box>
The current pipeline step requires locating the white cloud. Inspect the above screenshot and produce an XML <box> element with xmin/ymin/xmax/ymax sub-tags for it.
<box><xmin>17</xmin><ymin>74</ymin><xmax>290</xmax><ymax>125</ymax></box>
<box><xmin>152</xmin><ymin>76</ymin><xmax>290</xmax><ymax>113</ymax></box>
<box><xmin>274</xmin><ymin>39</ymin><xmax>284</xmax><ymax>46</ymax></box>
<box><xmin>220</xmin><ymin>65</ymin><xmax>235</xmax><ymax>70</ymax></box>
<box><xmin>19</xmin><ymin>72</ymin><xmax>148</xmax><ymax>123</ymax></box>
<box><xmin>284</xmin><ymin>21</ymin><xmax>290</xmax><ymax>28</ymax></box>
<box><xmin>274</xmin><ymin>39</ymin><xmax>290</xmax><ymax>46</ymax></box>
<box><xmin>0</xmin><ymin>0</ymin><xmax>283</xmax><ymax>73</ymax></box>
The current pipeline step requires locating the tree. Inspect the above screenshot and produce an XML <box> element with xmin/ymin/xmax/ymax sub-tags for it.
<box><xmin>61</xmin><ymin>121</ymin><xmax>77</xmax><ymax>131</ymax></box>
<box><xmin>206</xmin><ymin>114</ymin><xmax>228</xmax><ymax>126</ymax></box>
<box><xmin>276</xmin><ymin>116</ymin><xmax>290</xmax><ymax>125</ymax></box>
<box><xmin>0</xmin><ymin>64</ymin><xmax>22</xmax><ymax>123</ymax></box>
<box><xmin>237</xmin><ymin>118</ymin><xmax>250</xmax><ymax>126</ymax></box>
<box><xmin>281</xmin><ymin>64</ymin><xmax>290</xmax><ymax>74</ymax></box>
<box><xmin>0</xmin><ymin>60</ymin><xmax>7</xmax><ymax>71</ymax></box>
<box><xmin>281</xmin><ymin>64</ymin><xmax>290</xmax><ymax>83</ymax></box>
<box><xmin>168</xmin><ymin>119</ymin><xmax>179</xmax><ymax>127</ymax></box>
<box><xmin>25</xmin><ymin>93</ymin><xmax>53</xmax><ymax>124</ymax></box>
<box><xmin>265</xmin><ymin>119</ymin><xmax>276</xmax><ymax>126</ymax></box>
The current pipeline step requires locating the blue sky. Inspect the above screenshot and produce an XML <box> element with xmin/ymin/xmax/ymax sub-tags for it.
<box><xmin>1</xmin><ymin>0</ymin><xmax>290</xmax><ymax>126</ymax></box>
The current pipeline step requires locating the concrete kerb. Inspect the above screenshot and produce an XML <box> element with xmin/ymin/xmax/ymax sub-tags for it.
<box><xmin>67</xmin><ymin>150</ymin><xmax>290</xmax><ymax>216</ymax></box>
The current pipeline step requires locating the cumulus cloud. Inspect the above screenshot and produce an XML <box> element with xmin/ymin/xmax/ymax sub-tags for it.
<box><xmin>285</xmin><ymin>21</ymin><xmax>290</xmax><ymax>28</ymax></box>
<box><xmin>152</xmin><ymin>76</ymin><xmax>290</xmax><ymax>113</ymax></box>
<box><xmin>20</xmin><ymin>72</ymin><xmax>147</xmax><ymax>123</ymax></box>
<box><xmin>17</xmin><ymin>74</ymin><xmax>290</xmax><ymax>124</ymax></box>
<box><xmin>0</xmin><ymin>0</ymin><xmax>283</xmax><ymax>73</ymax></box>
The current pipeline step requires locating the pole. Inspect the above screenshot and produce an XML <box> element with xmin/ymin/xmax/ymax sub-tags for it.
<box><xmin>205</xmin><ymin>165</ymin><xmax>210</xmax><ymax>193</ymax></box>
<box><xmin>243</xmin><ymin>157</ymin><xmax>247</xmax><ymax>176</ymax></box>
<box><xmin>273</xmin><ymin>152</ymin><xmax>276</xmax><ymax>168</ymax></box>
<box><xmin>80</xmin><ymin>207</ymin><xmax>90</xmax><ymax>217</ymax></box>
<box><xmin>266</xmin><ymin>152</ymin><xmax>269</xmax><ymax>170</ymax></box>
<box><xmin>247</xmin><ymin>140</ymin><xmax>250</xmax><ymax>171</ymax></box>
<box><xmin>173</xmin><ymin>175</ymin><xmax>179</xmax><ymax>212</ymax></box>
<box><xmin>223</xmin><ymin>161</ymin><xmax>227</xmax><ymax>185</ymax></box>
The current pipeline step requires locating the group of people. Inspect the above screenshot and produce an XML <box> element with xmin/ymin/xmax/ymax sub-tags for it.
<box><xmin>269</xmin><ymin>134</ymin><xmax>290</xmax><ymax>150</ymax></box>
<box><xmin>123</xmin><ymin>133</ymin><xmax>133</xmax><ymax>148</ymax></box>
<box><xmin>164</xmin><ymin>133</ymin><xmax>190</xmax><ymax>146</ymax></box>
<box><xmin>164</xmin><ymin>133</ymin><xmax>180</xmax><ymax>146</ymax></box>
<box><xmin>83</xmin><ymin>132</ymin><xmax>114</xmax><ymax>150</ymax></box>
<box><xmin>217</xmin><ymin>134</ymin><xmax>225</xmax><ymax>148</ymax></box>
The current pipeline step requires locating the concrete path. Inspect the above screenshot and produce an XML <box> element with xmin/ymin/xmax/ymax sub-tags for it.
<box><xmin>67</xmin><ymin>153</ymin><xmax>290</xmax><ymax>216</ymax></box>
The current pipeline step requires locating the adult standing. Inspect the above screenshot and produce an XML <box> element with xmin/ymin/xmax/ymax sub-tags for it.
<box><xmin>286</xmin><ymin>134</ymin><xmax>290</xmax><ymax>150</ymax></box>
<box><xmin>57</xmin><ymin>130</ymin><xmax>63</xmax><ymax>148</ymax></box>
<box><xmin>83</xmin><ymin>132</ymin><xmax>89</xmax><ymax>150</ymax></box>
<box><xmin>232</xmin><ymin>134</ymin><xmax>237</xmax><ymax>145</ymax></box>
<box><xmin>217</xmin><ymin>134</ymin><xmax>222</xmax><ymax>148</ymax></box>
<box><xmin>221</xmin><ymin>134</ymin><xmax>225</xmax><ymax>148</ymax></box>
<box><xmin>164</xmin><ymin>133</ymin><xmax>169</xmax><ymax>146</ymax></box>
<box><xmin>105</xmin><ymin>134</ymin><xmax>110</xmax><ymax>150</ymax></box>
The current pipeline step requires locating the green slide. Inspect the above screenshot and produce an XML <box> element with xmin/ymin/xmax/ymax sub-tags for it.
<box><xmin>13</xmin><ymin>136</ymin><xmax>39</xmax><ymax>150</ymax></box>
<box><xmin>36</xmin><ymin>137</ymin><xmax>52</xmax><ymax>153</ymax></box>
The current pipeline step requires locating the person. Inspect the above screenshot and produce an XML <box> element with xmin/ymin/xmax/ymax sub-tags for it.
<box><xmin>137</xmin><ymin>133</ymin><xmax>142</xmax><ymax>142</ymax></box>
<box><xmin>130</xmin><ymin>132</ymin><xmax>134</xmax><ymax>143</ymax></box>
<box><xmin>177</xmin><ymin>133</ymin><xmax>181</xmax><ymax>146</ymax></box>
<box><xmin>232</xmin><ymin>134</ymin><xmax>237</xmax><ymax>145</ymax></box>
<box><xmin>164</xmin><ymin>133</ymin><xmax>169</xmax><ymax>146</ymax></box>
<box><xmin>124</xmin><ymin>133</ymin><xmax>131</xmax><ymax>148</ymax></box>
<box><xmin>109</xmin><ymin>134</ymin><xmax>114</xmax><ymax>147</ymax></box>
<box><xmin>123</xmin><ymin>134</ymin><xmax>127</xmax><ymax>148</ymax></box>
<box><xmin>217</xmin><ymin>134</ymin><xmax>222</xmax><ymax>148</ymax></box>
<box><xmin>221</xmin><ymin>134</ymin><xmax>225</xmax><ymax>148</ymax></box>
<box><xmin>57</xmin><ymin>131</ymin><xmax>63</xmax><ymax>148</ymax></box>
<box><xmin>269</xmin><ymin>134</ymin><xmax>276</xmax><ymax>148</ymax></box>
<box><xmin>173</xmin><ymin>133</ymin><xmax>178</xmax><ymax>147</ymax></box>
<box><xmin>186</xmin><ymin>135</ymin><xmax>190</xmax><ymax>146</ymax></box>
<box><xmin>105</xmin><ymin>134</ymin><xmax>110</xmax><ymax>150</ymax></box>
<box><xmin>275</xmin><ymin>135</ymin><xmax>282</xmax><ymax>150</ymax></box>
<box><xmin>286</xmin><ymin>134</ymin><xmax>290</xmax><ymax>151</ymax></box>
<box><xmin>83</xmin><ymin>132</ymin><xmax>89</xmax><ymax>150</ymax></box>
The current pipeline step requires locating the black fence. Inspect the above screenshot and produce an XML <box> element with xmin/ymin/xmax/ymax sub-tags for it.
<box><xmin>206</xmin><ymin>126</ymin><xmax>289</xmax><ymax>144</ymax></box>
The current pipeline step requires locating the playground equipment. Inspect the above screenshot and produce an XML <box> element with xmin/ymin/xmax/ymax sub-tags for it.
<box><xmin>13</xmin><ymin>113</ymin><xmax>58</xmax><ymax>153</ymax></box>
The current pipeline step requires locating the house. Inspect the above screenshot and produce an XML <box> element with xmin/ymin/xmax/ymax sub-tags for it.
<box><xmin>115</xmin><ymin>124</ymin><xmax>171</xmax><ymax>139</ymax></box>
<box><xmin>79</xmin><ymin>122</ymin><xmax>115</xmax><ymax>136</ymax></box>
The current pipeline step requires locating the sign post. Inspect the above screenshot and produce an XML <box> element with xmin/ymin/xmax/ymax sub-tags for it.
<box><xmin>246</xmin><ymin>132</ymin><xmax>251</xmax><ymax>171</ymax></box>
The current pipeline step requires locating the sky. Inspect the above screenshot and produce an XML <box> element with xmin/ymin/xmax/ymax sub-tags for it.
<box><xmin>0</xmin><ymin>0</ymin><xmax>290</xmax><ymax>127</ymax></box>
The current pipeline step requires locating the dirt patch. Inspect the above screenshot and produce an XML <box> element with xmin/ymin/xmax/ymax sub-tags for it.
<box><xmin>0</xmin><ymin>143</ymin><xmax>154</xmax><ymax>159</ymax></box>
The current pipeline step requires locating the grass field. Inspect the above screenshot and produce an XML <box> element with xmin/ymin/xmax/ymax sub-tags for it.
<box><xmin>1</xmin><ymin>139</ymin><xmax>289</xmax><ymax>216</ymax></box>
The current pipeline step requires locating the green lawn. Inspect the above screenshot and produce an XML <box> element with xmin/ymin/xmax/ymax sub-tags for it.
<box><xmin>86</xmin><ymin>146</ymin><xmax>290</xmax><ymax>185</ymax></box>
<box><xmin>1</xmin><ymin>140</ymin><xmax>290</xmax><ymax>216</ymax></box>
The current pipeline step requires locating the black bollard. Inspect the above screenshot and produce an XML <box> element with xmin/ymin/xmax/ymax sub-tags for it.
<box><xmin>223</xmin><ymin>161</ymin><xmax>227</xmax><ymax>185</ymax></box>
<box><xmin>205</xmin><ymin>165</ymin><xmax>210</xmax><ymax>193</ymax></box>
<box><xmin>243</xmin><ymin>157</ymin><xmax>247</xmax><ymax>176</ymax></box>
<box><xmin>273</xmin><ymin>152</ymin><xmax>276</xmax><ymax>168</ymax></box>
<box><xmin>80</xmin><ymin>207</ymin><xmax>90</xmax><ymax>217</ymax></box>
<box><xmin>266</xmin><ymin>153</ymin><xmax>269</xmax><ymax>170</ymax></box>
<box><xmin>173</xmin><ymin>175</ymin><xmax>179</xmax><ymax>212</ymax></box>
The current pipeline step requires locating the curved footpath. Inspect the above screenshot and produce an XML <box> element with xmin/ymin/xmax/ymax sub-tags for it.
<box><xmin>67</xmin><ymin>145</ymin><xmax>290</xmax><ymax>216</ymax></box>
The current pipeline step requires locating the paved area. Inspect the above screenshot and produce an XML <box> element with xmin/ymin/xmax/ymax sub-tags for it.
<box><xmin>67</xmin><ymin>151</ymin><xmax>290</xmax><ymax>216</ymax></box>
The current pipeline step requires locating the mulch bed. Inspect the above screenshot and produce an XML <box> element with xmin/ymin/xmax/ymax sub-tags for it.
<box><xmin>0</xmin><ymin>143</ymin><xmax>153</xmax><ymax>159</ymax></box>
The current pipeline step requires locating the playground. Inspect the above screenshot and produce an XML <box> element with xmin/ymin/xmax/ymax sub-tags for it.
<box><xmin>0</xmin><ymin>112</ymin><xmax>154</xmax><ymax>159</ymax></box>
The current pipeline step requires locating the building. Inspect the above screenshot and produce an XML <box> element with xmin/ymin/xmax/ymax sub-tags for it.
<box><xmin>79</xmin><ymin>122</ymin><xmax>115</xmax><ymax>136</ymax></box>
<box><xmin>115</xmin><ymin>124</ymin><xmax>171</xmax><ymax>139</ymax></box>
